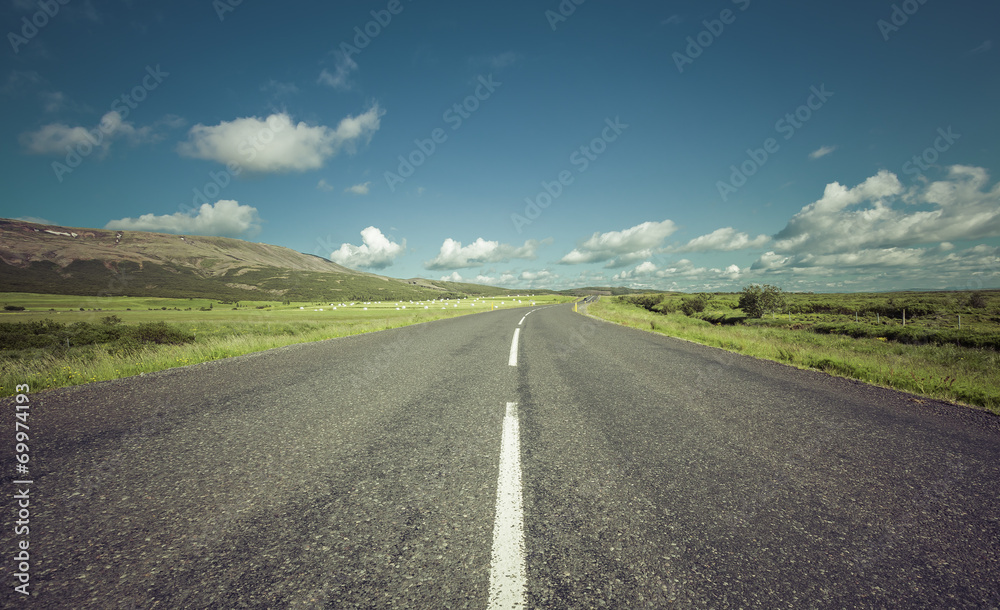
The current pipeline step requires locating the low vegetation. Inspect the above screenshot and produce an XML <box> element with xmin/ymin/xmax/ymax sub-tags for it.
<box><xmin>0</xmin><ymin>292</ymin><xmax>570</xmax><ymax>396</ymax></box>
<box><xmin>588</xmin><ymin>289</ymin><xmax>1000</xmax><ymax>414</ymax></box>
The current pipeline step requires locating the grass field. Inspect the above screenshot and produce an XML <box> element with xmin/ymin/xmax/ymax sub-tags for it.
<box><xmin>0</xmin><ymin>292</ymin><xmax>571</xmax><ymax>396</ymax></box>
<box><xmin>586</xmin><ymin>291</ymin><xmax>1000</xmax><ymax>415</ymax></box>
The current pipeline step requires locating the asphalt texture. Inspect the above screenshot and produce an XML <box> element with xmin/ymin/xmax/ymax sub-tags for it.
<box><xmin>2</xmin><ymin>301</ymin><xmax>999</xmax><ymax>608</ymax></box>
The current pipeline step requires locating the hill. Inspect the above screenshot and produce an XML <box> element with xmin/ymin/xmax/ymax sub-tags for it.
<box><xmin>0</xmin><ymin>219</ymin><xmax>540</xmax><ymax>301</ymax></box>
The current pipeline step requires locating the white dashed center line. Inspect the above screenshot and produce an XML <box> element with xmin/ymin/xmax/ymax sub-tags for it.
<box><xmin>488</xmin><ymin>401</ymin><xmax>526</xmax><ymax>609</ymax></box>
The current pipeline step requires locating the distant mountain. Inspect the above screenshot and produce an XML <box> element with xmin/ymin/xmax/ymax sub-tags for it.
<box><xmin>0</xmin><ymin>219</ymin><xmax>534</xmax><ymax>301</ymax></box>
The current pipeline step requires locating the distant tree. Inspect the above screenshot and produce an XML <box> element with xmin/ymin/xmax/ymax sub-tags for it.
<box><xmin>968</xmin><ymin>292</ymin><xmax>987</xmax><ymax>309</ymax></box>
<box><xmin>738</xmin><ymin>284</ymin><xmax>786</xmax><ymax>318</ymax></box>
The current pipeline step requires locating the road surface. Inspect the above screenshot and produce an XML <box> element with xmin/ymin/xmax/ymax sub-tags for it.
<box><xmin>2</xmin><ymin>302</ymin><xmax>999</xmax><ymax>608</ymax></box>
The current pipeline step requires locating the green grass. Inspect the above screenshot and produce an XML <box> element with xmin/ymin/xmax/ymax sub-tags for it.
<box><xmin>586</xmin><ymin>295</ymin><xmax>1000</xmax><ymax>415</ymax></box>
<box><xmin>0</xmin><ymin>292</ymin><xmax>570</xmax><ymax>396</ymax></box>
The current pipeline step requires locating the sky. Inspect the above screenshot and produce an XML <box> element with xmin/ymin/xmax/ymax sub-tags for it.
<box><xmin>2</xmin><ymin>0</ymin><xmax>999</xmax><ymax>293</ymax></box>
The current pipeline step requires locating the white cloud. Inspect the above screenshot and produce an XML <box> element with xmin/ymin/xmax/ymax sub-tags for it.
<box><xmin>425</xmin><ymin>237</ymin><xmax>548</xmax><ymax>270</ymax></box>
<box><xmin>318</xmin><ymin>51</ymin><xmax>359</xmax><ymax>90</ymax></box>
<box><xmin>520</xmin><ymin>269</ymin><xmax>557</xmax><ymax>282</ymax></box>
<box><xmin>750</xmin><ymin>251</ymin><xmax>790</xmax><ymax>271</ymax></box>
<box><xmin>344</xmin><ymin>181</ymin><xmax>371</xmax><ymax>195</ymax></box>
<box><xmin>673</xmin><ymin>227</ymin><xmax>770</xmax><ymax>252</ymax></box>
<box><xmin>20</xmin><ymin>110</ymin><xmax>165</xmax><ymax>157</ymax></box>
<box><xmin>316</xmin><ymin>179</ymin><xmax>334</xmax><ymax>192</ymax></box>
<box><xmin>440</xmin><ymin>271</ymin><xmax>464</xmax><ymax>282</ymax></box>
<box><xmin>177</xmin><ymin>106</ymin><xmax>383</xmax><ymax>173</ymax></box>
<box><xmin>634</xmin><ymin>261</ymin><xmax>658</xmax><ymax>274</ymax></box>
<box><xmin>611</xmin><ymin>258</ymin><xmax>742</xmax><ymax>288</ymax></box>
<box><xmin>770</xmin><ymin>166</ymin><xmax>1000</xmax><ymax>258</ymax></box>
<box><xmin>809</xmin><ymin>145</ymin><xmax>837</xmax><ymax>159</ymax></box>
<box><xmin>559</xmin><ymin>220</ymin><xmax>677</xmax><ymax>267</ymax></box>
<box><xmin>328</xmin><ymin>226</ymin><xmax>404</xmax><ymax>270</ymax></box>
<box><xmin>104</xmin><ymin>200</ymin><xmax>261</xmax><ymax>237</ymax></box>
<box><xmin>750</xmin><ymin>166</ymin><xmax>1000</xmax><ymax>279</ymax></box>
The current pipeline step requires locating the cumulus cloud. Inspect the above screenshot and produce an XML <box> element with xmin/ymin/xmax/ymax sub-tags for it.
<box><xmin>425</xmin><ymin>237</ymin><xmax>548</xmax><ymax>270</ymax></box>
<box><xmin>771</xmin><ymin>166</ymin><xmax>1000</xmax><ymax>255</ymax></box>
<box><xmin>612</xmin><ymin>259</ymin><xmax>742</xmax><ymax>283</ymax></box>
<box><xmin>672</xmin><ymin>227</ymin><xmax>770</xmax><ymax>252</ymax></box>
<box><xmin>559</xmin><ymin>220</ymin><xmax>677</xmax><ymax>267</ymax></box>
<box><xmin>328</xmin><ymin>226</ymin><xmax>404</xmax><ymax>270</ymax></box>
<box><xmin>318</xmin><ymin>51</ymin><xmax>359</xmax><ymax>90</ymax></box>
<box><xmin>105</xmin><ymin>200</ymin><xmax>262</xmax><ymax>237</ymax></box>
<box><xmin>750</xmin><ymin>166</ymin><xmax>1000</xmax><ymax>277</ymax></box>
<box><xmin>344</xmin><ymin>181</ymin><xmax>371</xmax><ymax>195</ymax></box>
<box><xmin>20</xmin><ymin>110</ymin><xmax>172</xmax><ymax>157</ymax></box>
<box><xmin>177</xmin><ymin>106</ymin><xmax>383</xmax><ymax>173</ymax></box>
<box><xmin>809</xmin><ymin>145</ymin><xmax>837</xmax><ymax>159</ymax></box>
<box><xmin>519</xmin><ymin>269</ymin><xmax>557</xmax><ymax>282</ymax></box>
<box><xmin>440</xmin><ymin>271</ymin><xmax>464</xmax><ymax>282</ymax></box>
<box><xmin>316</xmin><ymin>179</ymin><xmax>335</xmax><ymax>192</ymax></box>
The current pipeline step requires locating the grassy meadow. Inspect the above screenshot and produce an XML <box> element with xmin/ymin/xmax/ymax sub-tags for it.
<box><xmin>586</xmin><ymin>291</ymin><xmax>1000</xmax><ymax>414</ymax></box>
<box><xmin>0</xmin><ymin>292</ymin><xmax>571</xmax><ymax>396</ymax></box>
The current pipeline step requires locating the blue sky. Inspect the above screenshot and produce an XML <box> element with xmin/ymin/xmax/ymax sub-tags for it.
<box><xmin>2</xmin><ymin>0</ymin><xmax>998</xmax><ymax>292</ymax></box>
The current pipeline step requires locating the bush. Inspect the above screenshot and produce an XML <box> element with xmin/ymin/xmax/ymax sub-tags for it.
<box><xmin>624</xmin><ymin>294</ymin><xmax>664</xmax><ymax>312</ymax></box>
<box><xmin>738</xmin><ymin>284</ymin><xmax>786</xmax><ymax>318</ymax></box>
<box><xmin>680</xmin><ymin>293</ymin><xmax>710</xmax><ymax>316</ymax></box>
<box><xmin>0</xmin><ymin>320</ymin><xmax>195</xmax><ymax>351</ymax></box>
<box><xmin>3</xmin><ymin>305</ymin><xmax>25</xmax><ymax>311</ymax></box>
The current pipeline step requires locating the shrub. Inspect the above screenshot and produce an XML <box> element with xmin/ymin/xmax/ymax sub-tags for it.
<box><xmin>3</xmin><ymin>305</ymin><xmax>25</xmax><ymax>311</ymax></box>
<box><xmin>680</xmin><ymin>293</ymin><xmax>710</xmax><ymax>316</ymax></box>
<box><xmin>738</xmin><ymin>284</ymin><xmax>786</xmax><ymax>318</ymax></box>
<box><xmin>625</xmin><ymin>294</ymin><xmax>664</xmax><ymax>312</ymax></box>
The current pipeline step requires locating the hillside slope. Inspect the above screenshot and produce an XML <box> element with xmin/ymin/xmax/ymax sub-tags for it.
<box><xmin>0</xmin><ymin>219</ymin><xmax>529</xmax><ymax>300</ymax></box>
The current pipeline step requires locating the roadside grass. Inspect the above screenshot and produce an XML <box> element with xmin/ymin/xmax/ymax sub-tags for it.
<box><xmin>0</xmin><ymin>293</ymin><xmax>569</xmax><ymax>396</ymax></box>
<box><xmin>586</xmin><ymin>296</ymin><xmax>1000</xmax><ymax>415</ymax></box>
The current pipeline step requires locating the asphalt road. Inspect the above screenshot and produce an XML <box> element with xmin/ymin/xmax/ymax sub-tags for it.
<box><xmin>2</xmin><ymin>301</ymin><xmax>999</xmax><ymax>608</ymax></box>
